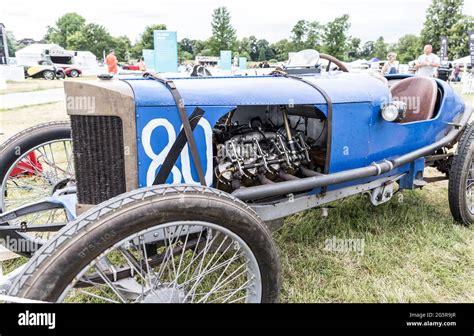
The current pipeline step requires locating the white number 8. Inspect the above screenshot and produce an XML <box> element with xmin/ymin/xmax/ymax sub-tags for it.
<box><xmin>142</xmin><ymin>117</ymin><xmax>213</xmax><ymax>186</ymax></box>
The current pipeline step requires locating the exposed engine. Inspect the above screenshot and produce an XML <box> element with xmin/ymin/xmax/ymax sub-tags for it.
<box><xmin>213</xmin><ymin>105</ymin><xmax>326</xmax><ymax>192</ymax></box>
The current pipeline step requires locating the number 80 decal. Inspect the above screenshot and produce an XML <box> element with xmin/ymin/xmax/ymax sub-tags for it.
<box><xmin>141</xmin><ymin>117</ymin><xmax>213</xmax><ymax>186</ymax></box>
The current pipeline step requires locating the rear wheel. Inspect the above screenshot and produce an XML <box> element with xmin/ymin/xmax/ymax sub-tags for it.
<box><xmin>9</xmin><ymin>185</ymin><xmax>281</xmax><ymax>303</ymax></box>
<box><xmin>69</xmin><ymin>69</ymin><xmax>79</xmax><ymax>78</ymax></box>
<box><xmin>42</xmin><ymin>70</ymin><xmax>54</xmax><ymax>80</ymax></box>
<box><xmin>448</xmin><ymin>123</ymin><xmax>473</xmax><ymax>226</ymax></box>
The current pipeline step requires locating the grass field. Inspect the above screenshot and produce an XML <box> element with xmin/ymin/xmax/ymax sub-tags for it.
<box><xmin>1</xmin><ymin>80</ymin><xmax>473</xmax><ymax>303</ymax></box>
<box><xmin>0</xmin><ymin>76</ymin><xmax>99</xmax><ymax>95</ymax></box>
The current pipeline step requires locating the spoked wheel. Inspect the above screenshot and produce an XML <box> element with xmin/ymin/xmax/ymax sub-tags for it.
<box><xmin>69</xmin><ymin>70</ymin><xmax>79</xmax><ymax>78</ymax></box>
<box><xmin>42</xmin><ymin>70</ymin><xmax>55</xmax><ymax>80</ymax></box>
<box><xmin>449</xmin><ymin>123</ymin><xmax>473</xmax><ymax>226</ymax></box>
<box><xmin>9</xmin><ymin>185</ymin><xmax>281</xmax><ymax>303</ymax></box>
<box><xmin>0</xmin><ymin>121</ymin><xmax>74</xmax><ymax>254</ymax></box>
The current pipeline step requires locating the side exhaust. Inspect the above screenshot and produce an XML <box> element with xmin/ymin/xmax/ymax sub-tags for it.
<box><xmin>232</xmin><ymin>108</ymin><xmax>471</xmax><ymax>201</ymax></box>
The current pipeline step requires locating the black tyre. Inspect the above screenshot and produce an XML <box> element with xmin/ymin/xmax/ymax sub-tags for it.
<box><xmin>9</xmin><ymin>185</ymin><xmax>281</xmax><ymax>303</ymax></box>
<box><xmin>0</xmin><ymin>121</ymin><xmax>73</xmax><ymax>255</ymax></box>
<box><xmin>56</xmin><ymin>70</ymin><xmax>65</xmax><ymax>79</ymax></box>
<box><xmin>69</xmin><ymin>69</ymin><xmax>79</xmax><ymax>78</ymax></box>
<box><xmin>448</xmin><ymin>123</ymin><xmax>474</xmax><ymax>226</ymax></box>
<box><xmin>42</xmin><ymin>70</ymin><xmax>54</xmax><ymax>80</ymax></box>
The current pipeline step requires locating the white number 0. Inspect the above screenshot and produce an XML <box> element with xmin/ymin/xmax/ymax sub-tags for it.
<box><xmin>141</xmin><ymin>117</ymin><xmax>213</xmax><ymax>186</ymax></box>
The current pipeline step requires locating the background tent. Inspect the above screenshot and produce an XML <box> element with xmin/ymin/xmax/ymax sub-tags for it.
<box><xmin>15</xmin><ymin>43</ymin><xmax>72</xmax><ymax>66</ymax></box>
<box><xmin>72</xmin><ymin>51</ymin><xmax>98</xmax><ymax>75</ymax></box>
<box><xmin>452</xmin><ymin>56</ymin><xmax>471</xmax><ymax>65</ymax></box>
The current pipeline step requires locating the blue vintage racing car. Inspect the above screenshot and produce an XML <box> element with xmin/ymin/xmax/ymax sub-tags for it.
<box><xmin>0</xmin><ymin>51</ymin><xmax>472</xmax><ymax>303</ymax></box>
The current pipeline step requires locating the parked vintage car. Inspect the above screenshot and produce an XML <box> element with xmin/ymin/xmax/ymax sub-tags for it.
<box><xmin>0</xmin><ymin>50</ymin><xmax>472</xmax><ymax>303</ymax></box>
<box><xmin>23</xmin><ymin>62</ymin><xmax>65</xmax><ymax>80</ymax></box>
<box><xmin>58</xmin><ymin>65</ymin><xmax>82</xmax><ymax>78</ymax></box>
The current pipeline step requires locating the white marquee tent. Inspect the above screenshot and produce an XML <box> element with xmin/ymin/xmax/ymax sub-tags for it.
<box><xmin>452</xmin><ymin>56</ymin><xmax>471</xmax><ymax>65</ymax></box>
<box><xmin>15</xmin><ymin>43</ymin><xmax>73</xmax><ymax>66</ymax></box>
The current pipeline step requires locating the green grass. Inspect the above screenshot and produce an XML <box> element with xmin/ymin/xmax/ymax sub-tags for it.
<box><xmin>0</xmin><ymin>101</ymin><xmax>62</xmax><ymax>113</ymax></box>
<box><xmin>1</xmin><ymin>76</ymin><xmax>98</xmax><ymax>95</ymax></box>
<box><xmin>275</xmin><ymin>184</ymin><xmax>473</xmax><ymax>302</ymax></box>
<box><xmin>1</xmin><ymin>80</ymin><xmax>64</xmax><ymax>95</ymax></box>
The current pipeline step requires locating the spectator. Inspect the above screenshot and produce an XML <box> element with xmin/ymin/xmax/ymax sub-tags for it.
<box><xmin>415</xmin><ymin>44</ymin><xmax>440</xmax><ymax>77</ymax></box>
<box><xmin>451</xmin><ymin>64</ymin><xmax>462</xmax><ymax>82</ymax></box>
<box><xmin>381</xmin><ymin>52</ymin><xmax>398</xmax><ymax>75</ymax></box>
<box><xmin>263</xmin><ymin>61</ymin><xmax>270</xmax><ymax>68</ymax></box>
<box><xmin>138</xmin><ymin>57</ymin><xmax>146</xmax><ymax>71</ymax></box>
<box><xmin>105</xmin><ymin>49</ymin><xmax>118</xmax><ymax>75</ymax></box>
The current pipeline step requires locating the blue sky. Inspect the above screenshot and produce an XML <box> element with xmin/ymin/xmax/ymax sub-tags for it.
<box><xmin>2</xmin><ymin>0</ymin><xmax>472</xmax><ymax>43</ymax></box>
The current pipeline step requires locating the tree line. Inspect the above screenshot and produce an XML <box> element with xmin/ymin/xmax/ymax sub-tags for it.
<box><xmin>6</xmin><ymin>0</ymin><xmax>472</xmax><ymax>64</ymax></box>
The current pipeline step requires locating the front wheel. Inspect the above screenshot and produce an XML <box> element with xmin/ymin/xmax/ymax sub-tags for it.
<box><xmin>0</xmin><ymin>121</ymin><xmax>73</xmax><ymax>255</ymax></box>
<box><xmin>448</xmin><ymin>123</ymin><xmax>473</xmax><ymax>226</ymax></box>
<box><xmin>9</xmin><ymin>185</ymin><xmax>281</xmax><ymax>303</ymax></box>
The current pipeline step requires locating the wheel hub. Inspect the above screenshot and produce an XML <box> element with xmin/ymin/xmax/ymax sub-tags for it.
<box><xmin>141</xmin><ymin>285</ymin><xmax>187</xmax><ymax>303</ymax></box>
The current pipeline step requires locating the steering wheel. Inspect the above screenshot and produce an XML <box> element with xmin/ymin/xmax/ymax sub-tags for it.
<box><xmin>319</xmin><ymin>53</ymin><xmax>349</xmax><ymax>72</ymax></box>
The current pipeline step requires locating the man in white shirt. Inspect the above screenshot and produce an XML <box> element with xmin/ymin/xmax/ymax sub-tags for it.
<box><xmin>415</xmin><ymin>44</ymin><xmax>440</xmax><ymax>77</ymax></box>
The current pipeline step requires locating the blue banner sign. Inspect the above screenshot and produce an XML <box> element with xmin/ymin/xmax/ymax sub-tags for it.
<box><xmin>219</xmin><ymin>50</ymin><xmax>232</xmax><ymax>70</ymax></box>
<box><xmin>153</xmin><ymin>31</ymin><xmax>178</xmax><ymax>73</ymax></box>
<box><xmin>142</xmin><ymin>49</ymin><xmax>155</xmax><ymax>72</ymax></box>
<box><xmin>239</xmin><ymin>57</ymin><xmax>247</xmax><ymax>70</ymax></box>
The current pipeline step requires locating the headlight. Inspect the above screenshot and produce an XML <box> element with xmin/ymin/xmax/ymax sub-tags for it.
<box><xmin>381</xmin><ymin>101</ymin><xmax>407</xmax><ymax>122</ymax></box>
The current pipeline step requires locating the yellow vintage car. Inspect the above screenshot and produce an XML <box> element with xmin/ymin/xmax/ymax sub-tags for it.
<box><xmin>24</xmin><ymin>61</ymin><xmax>65</xmax><ymax>80</ymax></box>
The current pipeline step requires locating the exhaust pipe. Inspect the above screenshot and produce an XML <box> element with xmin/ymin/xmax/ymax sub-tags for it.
<box><xmin>233</xmin><ymin>109</ymin><xmax>470</xmax><ymax>201</ymax></box>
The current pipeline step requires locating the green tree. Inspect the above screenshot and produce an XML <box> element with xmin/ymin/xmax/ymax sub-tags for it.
<box><xmin>179</xmin><ymin>51</ymin><xmax>194</xmax><ymax>61</ymax></box>
<box><xmin>360</xmin><ymin>41</ymin><xmax>374</xmax><ymax>59</ymax></box>
<box><xmin>448</xmin><ymin>15</ymin><xmax>474</xmax><ymax>59</ymax></box>
<box><xmin>322</xmin><ymin>14</ymin><xmax>350</xmax><ymax>60</ymax></box>
<box><xmin>237</xmin><ymin>36</ymin><xmax>258</xmax><ymax>61</ymax></box>
<box><xmin>290</xmin><ymin>20</ymin><xmax>322</xmax><ymax>51</ymax></box>
<box><xmin>67</xmin><ymin>23</ymin><xmax>113</xmax><ymax>59</ymax></box>
<box><xmin>373</xmin><ymin>36</ymin><xmax>388</xmax><ymax>59</ymax></box>
<box><xmin>291</xmin><ymin>20</ymin><xmax>308</xmax><ymax>50</ymax></box>
<box><xmin>305</xmin><ymin>21</ymin><xmax>323</xmax><ymax>50</ymax></box>
<box><xmin>420</xmin><ymin>0</ymin><xmax>464</xmax><ymax>54</ymax></box>
<box><xmin>258</xmin><ymin>48</ymin><xmax>266</xmax><ymax>62</ymax></box>
<box><xmin>131</xmin><ymin>24</ymin><xmax>167</xmax><ymax>58</ymax></box>
<box><xmin>6</xmin><ymin>31</ymin><xmax>18</xmax><ymax>57</ymax></box>
<box><xmin>256</xmin><ymin>39</ymin><xmax>275</xmax><ymax>61</ymax></box>
<box><xmin>111</xmin><ymin>35</ymin><xmax>132</xmax><ymax>62</ymax></box>
<box><xmin>271</xmin><ymin>39</ymin><xmax>292</xmax><ymax>61</ymax></box>
<box><xmin>347</xmin><ymin>37</ymin><xmax>361</xmax><ymax>60</ymax></box>
<box><xmin>394</xmin><ymin>34</ymin><xmax>420</xmax><ymax>63</ymax></box>
<box><xmin>210</xmin><ymin>7</ymin><xmax>237</xmax><ymax>55</ymax></box>
<box><xmin>179</xmin><ymin>38</ymin><xmax>194</xmax><ymax>55</ymax></box>
<box><xmin>44</xmin><ymin>13</ymin><xmax>86</xmax><ymax>48</ymax></box>
<box><xmin>191</xmin><ymin>40</ymin><xmax>205</xmax><ymax>55</ymax></box>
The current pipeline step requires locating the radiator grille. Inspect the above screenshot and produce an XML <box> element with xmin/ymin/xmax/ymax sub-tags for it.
<box><xmin>71</xmin><ymin>115</ymin><xmax>126</xmax><ymax>205</ymax></box>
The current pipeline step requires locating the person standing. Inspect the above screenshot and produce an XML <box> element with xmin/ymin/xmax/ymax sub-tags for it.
<box><xmin>138</xmin><ymin>57</ymin><xmax>146</xmax><ymax>71</ymax></box>
<box><xmin>105</xmin><ymin>49</ymin><xmax>118</xmax><ymax>75</ymax></box>
<box><xmin>451</xmin><ymin>64</ymin><xmax>462</xmax><ymax>82</ymax></box>
<box><xmin>381</xmin><ymin>52</ymin><xmax>398</xmax><ymax>75</ymax></box>
<box><xmin>415</xmin><ymin>44</ymin><xmax>440</xmax><ymax>77</ymax></box>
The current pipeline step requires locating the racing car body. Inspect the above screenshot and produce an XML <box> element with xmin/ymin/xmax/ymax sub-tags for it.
<box><xmin>65</xmin><ymin>71</ymin><xmax>469</xmax><ymax>219</ymax></box>
<box><xmin>1</xmin><ymin>51</ymin><xmax>472</xmax><ymax>303</ymax></box>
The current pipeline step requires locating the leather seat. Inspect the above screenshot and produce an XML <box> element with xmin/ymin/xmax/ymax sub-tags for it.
<box><xmin>389</xmin><ymin>77</ymin><xmax>438</xmax><ymax>123</ymax></box>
